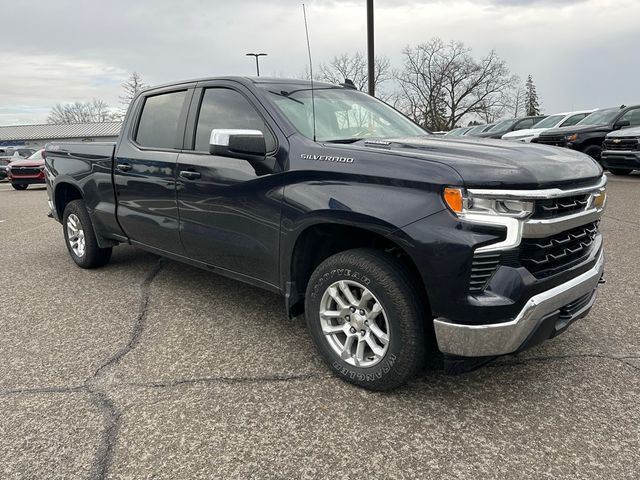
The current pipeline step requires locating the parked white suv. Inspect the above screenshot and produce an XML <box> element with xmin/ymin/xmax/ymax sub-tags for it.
<box><xmin>502</xmin><ymin>110</ymin><xmax>594</xmax><ymax>142</ymax></box>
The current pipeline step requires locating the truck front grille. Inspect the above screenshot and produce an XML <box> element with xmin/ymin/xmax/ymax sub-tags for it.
<box><xmin>533</xmin><ymin>194</ymin><xmax>590</xmax><ymax>219</ymax></box>
<box><xmin>603</xmin><ymin>138</ymin><xmax>638</xmax><ymax>151</ymax></box>
<box><xmin>520</xmin><ymin>222</ymin><xmax>599</xmax><ymax>277</ymax></box>
<box><xmin>11</xmin><ymin>167</ymin><xmax>41</xmax><ymax>176</ymax></box>
<box><xmin>469</xmin><ymin>252</ymin><xmax>501</xmax><ymax>293</ymax></box>
<box><xmin>536</xmin><ymin>135</ymin><xmax>566</xmax><ymax>147</ymax></box>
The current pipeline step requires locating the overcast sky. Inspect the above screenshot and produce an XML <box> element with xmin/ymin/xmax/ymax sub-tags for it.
<box><xmin>1</xmin><ymin>0</ymin><xmax>638</xmax><ymax>125</ymax></box>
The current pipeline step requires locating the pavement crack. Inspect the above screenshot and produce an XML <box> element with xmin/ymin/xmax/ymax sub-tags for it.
<box><xmin>0</xmin><ymin>385</ymin><xmax>85</xmax><ymax>398</ymax></box>
<box><xmin>83</xmin><ymin>257</ymin><xmax>164</xmax><ymax>480</ymax></box>
<box><xmin>490</xmin><ymin>352</ymin><xmax>640</xmax><ymax>373</ymax></box>
<box><xmin>87</xmin><ymin>391</ymin><xmax>121</xmax><ymax>480</ymax></box>
<box><xmin>91</xmin><ymin>258</ymin><xmax>165</xmax><ymax>381</ymax></box>
<box><xmin>118</xmin><ymin>372</ymin><xmax>330</xmax><ymax>390</ymax></box>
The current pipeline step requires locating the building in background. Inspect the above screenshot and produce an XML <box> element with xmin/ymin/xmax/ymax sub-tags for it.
<box><xmin>0</xmin><ymin>122</ymin><xmax>122</xmax><ymax>149</ymax></box>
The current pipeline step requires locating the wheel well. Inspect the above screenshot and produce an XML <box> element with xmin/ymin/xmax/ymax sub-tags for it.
<box><xmin>581</xmin><ymin>139</ymin><xmax>604</xmax><ymax>151</ymax></box>
<box><xmin>289</xmin><ymin>223</ymin><xmax>430</xmax><ymax>317</ymax></box>
<box><xmin>54</xmin><ymin>183</ymin><xmax>83</xmax><ymax>219</ymax></box>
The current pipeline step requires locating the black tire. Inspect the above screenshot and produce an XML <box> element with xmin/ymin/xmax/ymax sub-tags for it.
<box><xmin>62</xmin><ymin>200</ymin><xmax>112</xmax><ymax>268</ymax></box>
<box><xmin>305</xmin><ymin>248</ymin><xmax>429</xmax><ymax>391</ymax></box>
<box><xmin>583</xmin><ymin>145</ymin><xmax>602</xmax><ymax>163</ymax></box>
<box><xmin>12</xmin><ymin>183</ymin><xmax>28</xmax><ymax>190</ymax></box>
<box><xmin>608</xmin><ymin>168</ymin><xmax>633</xmax><ymax>176</ymax></box>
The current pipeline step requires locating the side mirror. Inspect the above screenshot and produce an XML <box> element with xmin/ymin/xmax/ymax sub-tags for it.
<box><xmin>209</xmin><ymin>129</ymin><xmax>266</xmax><ymax>160</ymax></box>
<box><xmin>614</xmin><ymin>120</ymin><xmax>631</xmax><ymax>129</ymax></box>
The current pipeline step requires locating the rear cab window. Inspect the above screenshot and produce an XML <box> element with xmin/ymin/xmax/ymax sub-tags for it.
<box><xmin>135</xmin><ymin>90</ymin><xmax>188</xmax><ymax>149</ymax></box>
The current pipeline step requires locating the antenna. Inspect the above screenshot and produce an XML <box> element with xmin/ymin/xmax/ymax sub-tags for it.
<box><xmin>302</xmin><ymin>4</ymin><xmax>317</xmax><ymax>142</ymax></box>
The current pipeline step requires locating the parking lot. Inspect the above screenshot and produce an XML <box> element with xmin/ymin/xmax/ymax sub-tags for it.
<box><xmin>0</xmin><ymin>176</ymin><xmax>638</xmax><ymax>479</ymax></box>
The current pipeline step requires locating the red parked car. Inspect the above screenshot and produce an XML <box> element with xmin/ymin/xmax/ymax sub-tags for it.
<box><xmin>7</xmin><ymin>149</ymin><xmax>46</xmax><ymax>190</ymax></box>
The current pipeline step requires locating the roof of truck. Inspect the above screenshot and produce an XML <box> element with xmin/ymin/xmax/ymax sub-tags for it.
<box><xmin>141</xmin><ymin>76</ymin><xmax>338</xmax><ymax>93</ymax></box>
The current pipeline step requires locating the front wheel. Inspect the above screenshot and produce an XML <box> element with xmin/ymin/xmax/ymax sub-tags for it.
<box><xmin>305</xmin><ymin>248</ymin><xmax>429</xmax><ymax>390</ymax></box>
<box><xmin>608</xmin><ymin>168</ymin><xmax>633</xmax><ymax>176</ymax></box>
<box><xmin>583</xmin><ymin>145</ymin><xmax>603</xmax><ymax>163</ymax></box>
<box><xmin>62</xmin><ymin>200</ymin><xmax>112</xmax><ymax>268</ymax></box>
<box><xmin>12</xmin><ymin>183</ymin><xmax>28</xmax><ymax>190</ymax></box>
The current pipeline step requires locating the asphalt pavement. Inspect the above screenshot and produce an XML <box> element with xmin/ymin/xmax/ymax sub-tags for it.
<box><xmin>0</xmin><ymin>177</ymin><xmax>638</xmax><ymax>479</ymax></box>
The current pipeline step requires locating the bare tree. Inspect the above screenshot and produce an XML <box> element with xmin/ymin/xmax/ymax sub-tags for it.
<box><xmin>395</xmin><ymin>38</ymin><xmax>518</xmax><ymax>130</ymax></box>
<box><xmin>510</xmin><ymin>81</ymin><xmax>527</xmax><ymax>118</ymax></box>
<box><xmin>119</xmin><ymin>72</ymin><xmax>147</xmax><ymax>116</ymax></box>
<box><xmin>317</xmin><ymin>52</ymin><xmax>392</xmax><ymax>99</ymax></box>
<box><xmin>47</xmin><ymin>99</ymin><xmax>118</xmax><ymax>124</ymax></box>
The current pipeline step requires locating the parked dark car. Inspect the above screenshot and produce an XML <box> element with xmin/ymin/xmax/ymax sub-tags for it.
<box><xmin>7</xmin><ymin>149</ymin><xmax>46</xmax><ymax>189</ymax></box>
<box><xmin>44</xmin><ymin>76</ymin><xmax>606</xmax><ymax>390</ymax></box>
<box><xmin>476</xmin><ymin>116</ymin><xmax>546</xmax><ymax>139</ymax></box>
<box><xmin>466</xmin><ymin>123</ymin><xmax>496</xmax><ymax>136</ymax></box>
<box><xmin>445</xmin><ymin>126</ymin><xmax>473</xmax><ymax>136</ymax></box>
<box><xmin>601</xmin><ymin>126</ymin><xmax>640</xmax><ymax>175</ymax></box>
<box><xmin>0</xmin><ymin>153</ymin><xmax>21</xmax><ymax>180</ymax></box>
<box><xmin>534</xmin><ymin>105</ymin><xmax>640</xmax><ymax>163</ymax></box>
<box><xmin>461</xmin><ymin>124</ymin><xmax>488</xmax><ymax>136</ymax></box>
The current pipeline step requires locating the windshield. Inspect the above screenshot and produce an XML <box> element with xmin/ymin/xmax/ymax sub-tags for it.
<box><xmin>467</xmin><ymin>125</ymin><xmax>486</xmax><ymax>134</ymax></box>
<box><xmin>28</xmin><ymin>150</ymin><xmax>44</xmax><ymax>161</ymax></box>
<box><xmin>532</xmin><ymin>114</ymin><xmax>565</xmax><ymax>129</ymax></box>
<box><xmin>263</xmin><ymin>87</ymin><xmax>427</xmax><ymax>142</ymax></box>
<box><xmin>577</xmin><ymin>108</ymin><xmax>620</xmax><ymax>126</ymax></box>
<box><xmin>488</xmin><ymin>119</ymin><xmax>515</xmax><ymax>132</ymax></box>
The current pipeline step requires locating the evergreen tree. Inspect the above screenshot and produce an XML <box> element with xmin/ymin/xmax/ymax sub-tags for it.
<box><xmin>525</xmin><ymin>74</ymin><xmax>541</xmax><ymax>116</ymax></box>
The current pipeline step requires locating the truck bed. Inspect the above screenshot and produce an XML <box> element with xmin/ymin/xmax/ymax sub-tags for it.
<box><xmin>45</xmin><ymin>141</ymin><xmax>123</xmax><ymax>243</ymax></box>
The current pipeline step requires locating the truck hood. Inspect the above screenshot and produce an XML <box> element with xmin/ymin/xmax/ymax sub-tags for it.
<box><xmin>349</xmin><ymin>136</ymin><xmax>603</xmax><ymax>188</ymax></box>
<box><xmin>607</xmin><ymin>126</ymin><xmax>640</xmax><ymax>138</ymax></box>
<box><xmin>539</xmin><ymin>123</ymin><xmax>610</xmax><ymax>137</ymax></box>
<box><xmin>8</xmin><ymin>158</ymin><xmax>44</xmax><ymax>168</ymax></box>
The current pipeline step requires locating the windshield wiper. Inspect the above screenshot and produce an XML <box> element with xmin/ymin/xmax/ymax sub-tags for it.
<box><xmin>324</xmin><ymin>138</ymin><xmax>364</xmax><ymax>144</ymax></box>
<box><xmin>269</xmin><ymin>90</ymin><xmax>305</xmax><ymax>105</ymax></box>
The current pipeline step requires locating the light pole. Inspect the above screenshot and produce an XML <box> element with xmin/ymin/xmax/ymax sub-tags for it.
<box><xmin>246</xmin><ymin>53</ymin><xmax>267</xmax><ymax>77</ymax></box>
<box><xmin>367</xmin><ymin>0</ymin><xmax>374</xmax><ymax>96</ymax></box>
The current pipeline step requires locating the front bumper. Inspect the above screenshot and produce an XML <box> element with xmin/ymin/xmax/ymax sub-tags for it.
<box><xmin>433</xmin><ymin>249</ymin><xmax>604</xmax><ymax>357</ymax></box>
<box><xmin>8</xmin><ymin>171</ymin><xmax>45</xmax><ymax>185</ymax></box>
<box><xmin>601</xmin><ymin>151</ymin><xmax>640</xmax><ymax>170</ymax></box>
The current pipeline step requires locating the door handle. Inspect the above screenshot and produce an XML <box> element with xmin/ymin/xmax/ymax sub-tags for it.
<box><xmin>116</xmin><ymin>163</ymin><xmax>132</xmax><ymax>172</ymax></box>
<box><xmin>179</xmin><ymin>170</ymin><xmax>201</xmax><ymax>180</ymax></box>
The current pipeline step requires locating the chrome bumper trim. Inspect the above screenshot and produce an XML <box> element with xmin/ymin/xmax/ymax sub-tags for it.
<box><xmin>467</xmin><ymin>175</ymin><xmax>607</xmax><ymax>200</ymax></box>
<box><xmin>522</xmin><ymin>208</ymin><xmax>603</xmax><ymax>238</ymax></box>
<box><xmin>433</xmin><ymin>250</ymin><xmax>604</xmax><ymax>357</ymax></box>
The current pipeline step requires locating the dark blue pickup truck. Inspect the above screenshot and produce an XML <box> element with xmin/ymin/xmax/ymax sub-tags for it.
<box><xmin>44</xmin><ymin>77</ymin><xmax>607</xmax><ymax>390</ymax></box>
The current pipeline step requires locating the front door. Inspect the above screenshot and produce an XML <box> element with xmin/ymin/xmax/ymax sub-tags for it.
<box><xmin>113</xmin><ymin>87</ymin><xmax>193</xmax><ymax>254</ymax></box>
<box><xmin>176</xmin><ymin>84</ymin><xmax>284</xmax><ymax>286</ymax></box>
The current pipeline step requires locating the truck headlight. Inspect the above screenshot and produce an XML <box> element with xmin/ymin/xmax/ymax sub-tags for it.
<box><xmin>443</xmin><ymin>187</ymin><xmax>534</xmax><ymax>218</ymax></box>
<box><xmin>565</xmin><ymin>133</ymin><xmax>578</xmax><ymax>142</ymax></box>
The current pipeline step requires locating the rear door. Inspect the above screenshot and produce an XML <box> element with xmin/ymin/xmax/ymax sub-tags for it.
<box><xmin>175</xmin><ymin>81</ymin><xmax>284</xmax><ymax>287</ymax></box>
<box><xmin>114</xmin><ymin>86</ymin><xmax>194</xmax><ymax>253</ymax></box>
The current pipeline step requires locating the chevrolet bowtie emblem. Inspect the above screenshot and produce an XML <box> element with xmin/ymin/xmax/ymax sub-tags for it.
<box><xmin>612</xmin><ymin>139</ymin><xmax>621</xmax><ymax>143</ymax></box>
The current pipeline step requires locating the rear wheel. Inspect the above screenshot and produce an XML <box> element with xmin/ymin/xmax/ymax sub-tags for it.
<box><xmin>608</xmin><ymin>168</ymin><xmax>633</xmax><ymax>176</ymax></box>
<box><xmin>583</xmin><ymin>145</ymin><xmax>603</xmax><ymax>163</ymax></box>
<box><xmin>62</xmin><ymin>200</ymin><xmax>112</xmax><ymax>268</ymax></box>
<box><xmin>305</xmin><ymin>248</ymin><xmax>429</xmax><ymax>391</ymax></box>
<box><xmin>12</xmin><ymin>183</ymin><xmax>27</xmax><ymax>190</ymax></box>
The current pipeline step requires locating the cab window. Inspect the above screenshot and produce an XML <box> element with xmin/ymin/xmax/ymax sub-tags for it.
<box><xmin>560</xmin><ymin>113</ymin><xmax>588</xmax><ymax>127</ymax></box>
<box><xmin>194</xmin><ymin>88</ymin><xmax>275</xmax><ymax>152</ymax></box>
<box><xmin>135</xmin><ymin>90</ymin><xmax>187</xmax><ymax>149</ymax></box>
<box><xmin>620</xmin><ymin>108</ymin><xmax>640</xmax><ymax>127</ymax></box>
